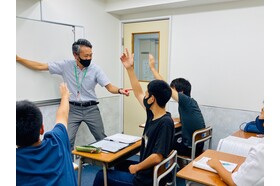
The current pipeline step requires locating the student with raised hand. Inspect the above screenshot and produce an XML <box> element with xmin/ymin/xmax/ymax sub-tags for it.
<box><xmin>16</xmin><ymin>83</ymin><xmax>78</xmax><ymax>186</ymax></box>
<box><xmin>148</xmin><ymin>54</ymin><xmax>205</xmax><ymax>161</ymax></box>
<box><xmin>16</xmin><ymin>39</ymin><xmax>130</xmax><ymax>157</ymax></box>
<box><xmin>207</xmin><ymin>142</ymin><xmax>264</xmax><ymax>186</ymax></box>
<box><xmin>93</xmin><ymin>48</ymin><xmax>175</xmax><ymax>186</ymax></box>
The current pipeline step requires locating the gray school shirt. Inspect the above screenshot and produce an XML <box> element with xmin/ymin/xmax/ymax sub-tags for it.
<box><xmin>48</xmin><ymin>60</ymin><xmax>110</xmax><ymax>102</ymax></box>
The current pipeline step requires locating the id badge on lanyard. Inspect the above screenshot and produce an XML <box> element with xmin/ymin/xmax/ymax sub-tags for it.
<box><xmin>74</xmin><ymin>65</ymin><xmax>88</xmax><ymax>101</ymax></box>
<box><xmin>76</xmin><ymin>90</ymin><xmax>81</xmax><ymax>101</ymax></box>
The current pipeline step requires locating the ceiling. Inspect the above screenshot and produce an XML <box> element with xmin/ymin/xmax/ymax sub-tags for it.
<box><xmin>103</xmin><ymin>0</ymin><xmax>243</xmax><ymax>15</ymax></box>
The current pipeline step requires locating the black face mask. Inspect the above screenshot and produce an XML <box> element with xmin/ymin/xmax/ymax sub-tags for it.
<box><xmin>143</xmin><ymin>94</ymin><xmax>153</xmax><ymax>110</ymax></box>
<box><xmin>78</xmin><ymin>56</ymin><xmax>91</xmax><ymax>67</ymax></box>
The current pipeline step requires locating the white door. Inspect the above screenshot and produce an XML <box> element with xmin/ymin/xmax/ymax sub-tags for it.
<box><xmin>122</xmin><ymin>19</ymin><xmax>170</xmax><ymax>137</ymax></box>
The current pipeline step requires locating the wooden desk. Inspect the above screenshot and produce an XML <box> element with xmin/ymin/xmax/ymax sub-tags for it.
<box><xmin>139</xmin><ymin>118</ymin><xmax>182</xmax><ymax>135</ymax></box>
<box><xmin>72</xmin><ymin>140</ymin><xmax>141</xmax><ymax>186</ymax></box>
<box><xmin>232</xmin><ymin>130</ymin><xmax>259</xmax><ymax>139</ymax></box>
<box><xmin>176</xmin><ymin>149</ymin><xmax>246</xmax><ymax>186</ymax></box>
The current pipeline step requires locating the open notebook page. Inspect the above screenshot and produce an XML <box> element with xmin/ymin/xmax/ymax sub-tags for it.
<box><xmin>193</xmin><ymin>157</ymin><xmax>238</xmax><ymax>173</ymax></box>
<box><xmin>217</xmin><ymin>136</ymin><xmax>263</xmax><ymax>157</ymax></box>
<box><xmin>105</xmin><ymin>133</ymin><xmax>141</xmax><ymax>144</ymax></box>
<box><xmin>91</xmin><ymin>140</ymin><xmax>129</xmax><ymax>153</ymax></box>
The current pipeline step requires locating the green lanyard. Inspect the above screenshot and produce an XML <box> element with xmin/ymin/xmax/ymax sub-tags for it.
<box><xmin>74</xmin><ymin>65</ymin><xmax>88</xmax><ymax>95</ymax></box>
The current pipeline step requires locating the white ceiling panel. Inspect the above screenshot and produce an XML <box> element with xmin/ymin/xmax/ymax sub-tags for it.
<box><xmin>104</xmin><ymin>0</ymin><xmax>243</xmax><ymax>15</ymax></box>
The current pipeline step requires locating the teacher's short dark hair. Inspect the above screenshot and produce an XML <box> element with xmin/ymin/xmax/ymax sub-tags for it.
<box><xmin>72</xmin><ymin>39</ymin><xmax>92</xmax><ymax>55</ymax></box>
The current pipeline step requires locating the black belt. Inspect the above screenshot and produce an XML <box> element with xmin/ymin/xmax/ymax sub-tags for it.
<box><xmin>69</xmin><ymin>101</ymin><xmax>99</xmax><ymax>107</ymax></box>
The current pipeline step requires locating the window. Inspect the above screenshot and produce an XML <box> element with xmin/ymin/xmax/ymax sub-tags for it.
<box><xmin>132</xmin><ymin>32</ymin><xmax>159</xmax><ymax>82</ymax></box>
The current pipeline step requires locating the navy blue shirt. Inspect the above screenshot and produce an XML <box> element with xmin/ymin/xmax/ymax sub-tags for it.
<box><xmin>16</xmin><ymin>124</ymin><xmax>77</xmax><ymax>186</ymax></box>
<box><xmin>178</xmin><ymin>93</ymin><xmax>205</xmax><ymax>147</ymax></box>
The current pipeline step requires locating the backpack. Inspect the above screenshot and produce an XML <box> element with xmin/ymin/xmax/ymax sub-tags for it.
<box><xmin>240</xmin><ymin>116</ymin><xmax>264</xmax><ymax>134</ymax></box>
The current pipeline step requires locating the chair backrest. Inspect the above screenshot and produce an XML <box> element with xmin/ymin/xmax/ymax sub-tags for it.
<box><xmin>190</xmin><ymin>126</ymin><xmax>213</xmax><ymax>160</ymax></box>
<box><xmin>153</xmin><ymin>150</ymin><xmax>177</xmax><ymax>186</ymax></box>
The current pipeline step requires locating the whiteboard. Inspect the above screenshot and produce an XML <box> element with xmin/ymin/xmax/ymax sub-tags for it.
<box><xmin>16</xmin><ymin>18</ymin><xmax>75</xmax><ymax>102</ymax></box>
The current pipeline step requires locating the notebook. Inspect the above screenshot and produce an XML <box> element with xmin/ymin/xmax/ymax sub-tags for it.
<box><xmin>217</xmin><ymin>136</ymin><xmax>264</xmax><ymax>157</ymax></box>
<box><xmin>193</xmin><ymin>156</ymin><xmax>238</xmax><ymax>173</ymax></box>
<box><xmin>90</xmin><ymin>133</ymin><xmax>141</xmax><ymax>153</ymax></box>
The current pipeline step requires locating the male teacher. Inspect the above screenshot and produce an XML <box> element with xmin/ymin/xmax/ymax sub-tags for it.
<box><xmin>16</xmin><ymin>39</ymin><xmax>130</xmax><ymax>157</ymax></box>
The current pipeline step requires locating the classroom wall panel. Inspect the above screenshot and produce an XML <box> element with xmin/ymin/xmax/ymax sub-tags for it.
<box><xmin>168</xmin><ymin>101</ymin><xmax>259</xmax><ymax>149</ymax></box>
<box><xmin>200</xmin><ymin>105</ymin><xmax>259</xmax><ymax>150</ymax></box>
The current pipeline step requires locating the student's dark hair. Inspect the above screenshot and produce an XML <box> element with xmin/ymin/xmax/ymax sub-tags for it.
<box><xmin>147</xmin><ymin>80</ymin><xmax>172</xmax><ymax>108</ymax></box>
<box><xmin>72</xmin><ymin>38</ymin><xmax>92</xmax><ymax>55</ymax></box>
<box><xmin>16</xmin><ymin>100</ymin><xmax>43</xmax><ymax>147</ymax></box>
<box><xmin>170</xmin><ymin>78</ymin><xmax>191</xmax><ymax>97</ymax></box>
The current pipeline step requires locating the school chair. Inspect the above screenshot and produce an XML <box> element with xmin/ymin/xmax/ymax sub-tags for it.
<box><xmin>177</xmin><ymin>126</ymin><xmax>213</xmax><ymax>164</ymax></box>
<box><xmin>153</xmin><ymin>150</ymin><xmax>177</xmax><ymax>186</ymax></box>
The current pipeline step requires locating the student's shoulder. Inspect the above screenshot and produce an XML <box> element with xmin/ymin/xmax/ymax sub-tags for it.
<box><xmin>179</xmin><ymin>94</ymin><xmax>199</xmax><ymax>106</ymax></box>
<box><xmin>163</xmin><ymin>112</ymin><xmax>172</xmax><ymax>119</ymax></box>
<box><xmin>44</xmin><ymin>124</ymin><xmax>68</xmax><ymax>140</ymax></box>
<box><xmin>178</xmin><ymin>93</ymin><xmax>191</xmax><ymax>102</ymax></box>
<box><xmin>52</xmin><ymin>123</ymin><xmax>67</xmax><ymax>133</ymax></box>
<box><xmin>161</xmin><ymin>113</ymin><xmax>174</xmax><ymax>126</ymax></box>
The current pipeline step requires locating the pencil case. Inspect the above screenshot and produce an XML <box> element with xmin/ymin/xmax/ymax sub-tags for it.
<box><xmin>75</xmin><ymin>145</ymin><xmax>102</xmax><ymax>153</ymax></box>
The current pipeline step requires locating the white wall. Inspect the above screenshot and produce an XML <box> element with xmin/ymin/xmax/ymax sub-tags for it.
<box><xmin>170</xmin><ymin>6</ymin><xmax>263</xmax><ymax>111</ymax></box>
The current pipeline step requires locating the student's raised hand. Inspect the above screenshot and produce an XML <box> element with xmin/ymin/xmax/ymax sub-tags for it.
<box><xmin>16</xmin><ymin>55</ymin><xmax>21</xmax><ymax>61</ymax></box>
<box><xmin>60</xmin><ymin>83</ymin><xmax>70</xmax><ymax>100</ymax></box>
<box><xmin>148</xmin><ymin>54</ymin><xmax>156</xmax><ymax>70</ymax></box>
<box><xmin>120</xmin><ymin>48</ymin><xmax>134</xmax><ymax>69</ymax></box>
